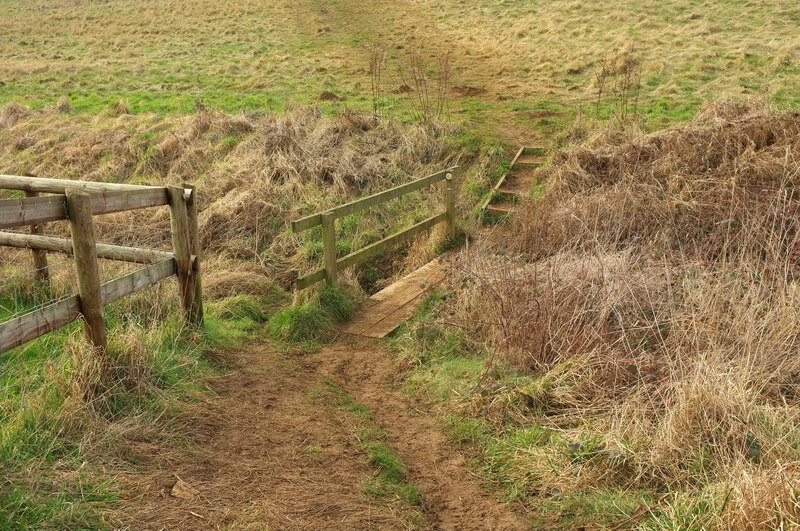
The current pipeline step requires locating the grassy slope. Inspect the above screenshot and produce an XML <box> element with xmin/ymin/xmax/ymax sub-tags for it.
<box><xmin>0</xmin><ymin>288</ymin><xmax>271</xmax><ymax>528</ymax></box>
<box><xmin>392</xmin><ymin>104</ymin><xmax>800</xmax><ymax>529</ymax></box>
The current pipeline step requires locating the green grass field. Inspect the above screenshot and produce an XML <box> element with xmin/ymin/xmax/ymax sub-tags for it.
<box><xmin>2</xmin><ymin>0</ymin><xmax>799</xmax><ymax>136</ymax></box>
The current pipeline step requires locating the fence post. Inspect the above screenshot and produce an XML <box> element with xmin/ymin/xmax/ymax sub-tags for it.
<box><xmin>321</xmin><ymin>211</ymin><xmax>338</xmax><ymax>286</ymax></box>
<box><xmin>66</xmin><ymin>191</ymin><xmax>107</xmax><ymax>354</ymax></box>
<box><xmin>24</xmin><ymin>191</ymin><xmax>51</xmax><ymax>286</ymax></box>
<box><xmin>168</xmin><ymin>186</ymin><xmax>201</xmax><ymax>326</ymax></box>
<box><xmin>182</xmin><ymin>183</ymin><xmax>204</xmax><ymax>325</ymax></box>
<box><xmin>445</xmin><ymin>169</ymin><xmax>456</xmax><ymax>237</ymax></box>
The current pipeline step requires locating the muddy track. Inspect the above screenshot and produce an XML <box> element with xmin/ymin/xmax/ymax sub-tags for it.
<box><xmin>115</xmin><ymin>337</ymin><xmax>528</xmax><ymax>530</ymax></box>
<box><xmin>306</xmin><ymin>336</ymin><xmax>530</xmax><ymax>530</ymax></box>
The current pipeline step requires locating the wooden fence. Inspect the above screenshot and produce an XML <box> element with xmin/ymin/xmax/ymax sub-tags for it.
<box><xmin>292</xmin><ymin>166</ymin><xmax>459</xmax><ymax>288</ymax></box>
<box><xmin>0</xmin><ymin>175</ymin><xmax>203</xmax><ymax>355</ymax></box>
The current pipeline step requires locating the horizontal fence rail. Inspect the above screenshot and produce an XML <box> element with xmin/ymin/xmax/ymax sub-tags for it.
<box><xmin>0</xmin><ymin>174</ymin><xmax>170</xmax><ymax>194</ymax></box>
<box><xmin>0</xmin><ymin>232</ymin><xmax>173</xmax><ymax>264</ymax></box>
<box><xmin>0</xmin><ymin>187</ymin><xmax>170</xmax><ymax>229</ymax></box>
<box><xmin>0</xmin><ymin>176</ymin><xmax>203</xmax><ymax>355</ymax></box>
<box><xmin>0</xmin><ymin>258</ymin><xmax>176</xmax><ymax>353</ymax></box>
<box><xmin>292</xmin><ymin>166</ymin><xmax>459</xmax><ymax>289</ymax></box>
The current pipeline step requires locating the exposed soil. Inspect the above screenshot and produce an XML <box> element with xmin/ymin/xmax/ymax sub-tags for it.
<box><xmin>114</xmin><ymin>337</ymin><xmax>529</xmax><ymax>530</ymax></box>
<box><xmin>307</xmin><ymin>337</ymin><xmax>530</xmax><ymax>530</ymax></box>
<box><xmin>318</xmin><ymin>91</ymin><xmax>343</xmax><ymax>101</ymax></box>
<box><xmin>115</xmin><ymin>346</ymin><xmax>408</xmax><ymax>529</ymax></box>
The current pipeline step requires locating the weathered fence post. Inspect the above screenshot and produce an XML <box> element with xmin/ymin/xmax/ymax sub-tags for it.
<box><xmin>321</xmin><ymin>210</ymin><xmax>338</xmax><ymax>286</ymax></box>
<box><xmin>182</xmin><ymin>183</ymin><xmax>204</xmax><ymax>325</ymax></box>
<box><xmin>168</xmin><ymin>185</ymin><xmax>202</xmax><ymax>325</ymax></box>
<box><xmin>66</xmin><ymin>191</ymin><xmax>107</xmax><ymax>354</ymax></box>
<box><xmin>445</xmin><ymin>170</ymin><xmax>456</xmax><ymax>237</ymax></box>
<box><xmin>24</xmin><ymin>191</ymin><xmax>50</xmax><ymax>285</ymax></box>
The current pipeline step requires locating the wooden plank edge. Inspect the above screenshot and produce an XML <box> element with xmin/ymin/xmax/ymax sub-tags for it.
<box><xmin>0</xmin><ymin>188</ymin><xmax>170</xmax><ymax>229</ymax></box>
<box><xmin>297</xmin><ymin>267</ymin><xmax>325</xmax><ymax>289</ymax></box>
<box><xmin>0</xmin><ymin>174</ymin><xmax>165</xmax><ymax>194</ymax></box>
<box><xmin>0</xmin><ymin>296</ymin><xmax>81</xmax><ymax>355</ymax></box>
<box><xmin>0</xmin><ymin>259</ymin><xmax>177</xmax><ymax>355</ymax></box>
<box><xmin>101</xmin><ymin>258</ymin><xmax>176</xmax><ymax>305</ymax></box>
<box><xmin>0</xmin><ymin>195</ymin><xmax>66</xmax><ymax>228</ymax></box>
<box><xmin>340</xmin><ymin>257</ymin><xmax>449</xmax><ymax>336</ymax></box>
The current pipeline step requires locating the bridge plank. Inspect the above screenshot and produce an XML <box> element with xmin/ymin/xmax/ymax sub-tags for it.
<box><xmin>341</xmin><ymin>254</ymin><xmax>452</xmax><ymax>338</ymax></box>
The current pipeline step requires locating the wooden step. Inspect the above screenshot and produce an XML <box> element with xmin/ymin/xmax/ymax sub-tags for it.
<box><xmin>515</xmin><ymin>147</ymin><xmax>547</xmax><ymax>168</ymax></box>
<box><xmin>496</xmin><ymin>189</ymin><xmax>523</xmax><ymax>201</ymax></box>
<box><xmin>500</xmin><ymin>174</ymin><xmax>536</xmax><ymax>195</ymax></box>
<box><xmin>523</xmin><ymin>147</ymin><xmax>547</xmax><ymax>156</ymax></box>
<box><xmin>485</xmin><ymin>204</ymin><xmax>515</xmax><ymax>217</ymax></box>
<box><xmin>486</xmin><ymin>207</ymin><xmax>514</xmax><ymax>217</ymax></box>
<box><xmin>515</xmin><ymin>155</ymin><xmax>544</xmax><ymax>167</ymax></box>
<box><xmin>481</xmin><ymin>145</ymin><xmax>548</xmax><ymax>221</ymax></box>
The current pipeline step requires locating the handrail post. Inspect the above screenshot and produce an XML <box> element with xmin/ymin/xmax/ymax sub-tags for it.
<box><xmin>66</xmin><ymin>191</ymin><xmax>107</xmax><ymax>355</ymax></box>
<box><xmin>445</xmin><ymin>170</ymin><xmax>456</xmax><ymax>237</ymax></box>
<box><xmin>321</xmin><ymin>211</ymin><xmax>338</xmax><ymax>286</ymax></box>
<box><xmin>24</xmin><ymin>191</ymin><xmax>50</xmax><ymax>286</ymax></box>
<box><xmin>183</xmin><ymin>183</ymin><xmax>204</xmax><ymax>326</ymax></box>
<box><xmin>168</xmin><ymin>186</ymin><xmax>200</xmax><ymax>326</ymax></box>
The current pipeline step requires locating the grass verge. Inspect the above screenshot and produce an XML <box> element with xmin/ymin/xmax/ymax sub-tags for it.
<box><xmin>390</xmin><ymin>293</ymin><xmax>695</xmax><ymax>529</ymax></box>
<box><xmin>0</xmin><ymin>291</ymin><xmax>273</xmax><ymax>529</ymax></box>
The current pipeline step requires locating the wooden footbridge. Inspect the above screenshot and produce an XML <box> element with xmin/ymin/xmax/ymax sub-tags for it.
<box><xmin>292</xmin><ymin>167</ymin><xmax>459</xmax><ymax>338</ymax></box>
<box><xmin>293</xmin><ymin>145</ymin><xmax>549</xmax><ymax>338</ymax></box>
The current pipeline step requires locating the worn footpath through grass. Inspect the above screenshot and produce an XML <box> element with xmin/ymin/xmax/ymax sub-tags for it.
<box><xmin>113</xmin><ymin>333</ymin><xmax>529</xmax><ymax>530</ymax></box>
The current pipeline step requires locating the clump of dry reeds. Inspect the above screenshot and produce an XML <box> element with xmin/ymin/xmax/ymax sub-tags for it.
<box><xmin>435</xmin><ymin>100</ymin><xmax>800</xmax><ymax>527</ymax></box>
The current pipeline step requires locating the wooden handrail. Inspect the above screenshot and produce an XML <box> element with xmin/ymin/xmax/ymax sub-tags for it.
<box><xmin>292</xmin><ymin>166</ymin><xmax>458</xmax><ymax>233</ymax></box>
<box><xmin>293</xmin><ymin>166</ymin><xmax>459</xmax><ymax>289</ymax></box>
<box><xmin>297</xmin><ymin>212</ymin><xmax>447</xmax><ymax>289</ymax></box>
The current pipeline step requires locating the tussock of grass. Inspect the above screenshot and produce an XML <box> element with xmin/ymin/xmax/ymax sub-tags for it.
<box><xmin>0</xmin><ymin>286</ymin><xmax>259</xmax><ymax>529</ymax></box>
<box><xmin>267</xmin><ymin>285</ymin><xmax>357</xmax><ymax>344</ymax></box>
<box><xmin>317</xmin><ymin>285</ymin><xmax>357</xmax><ymax>322</ymax></box>
<box><xmin>267</xmin><ymin>303</ymin><xmax>332</xmax><ymax>343</ymax></box>
<box><xmin>209</xmin><ymin>291</ymin><xmax>288</xmax><ymax>325</ymax></box>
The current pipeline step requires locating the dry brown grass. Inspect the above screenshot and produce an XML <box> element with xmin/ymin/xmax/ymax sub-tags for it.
<box><xmin>0</xmin><ymin>103</ymin><xmax>462</xmax><ymax>291</ymax></box>
<box><xmin>434</xmin><ymin>100</ymin><xmax>800</xmax><ymax>528</ymax></box>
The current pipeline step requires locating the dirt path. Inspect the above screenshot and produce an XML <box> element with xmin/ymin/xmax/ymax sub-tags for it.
<box><xmin>116</xmin><ymin>346</ymin><xmax>410</xmax><ymax>529</ymax></box>
<box><xmin>306</xmin><ymin>337</ymin><xmax>529</xmax><ymax>530</ymax></box>
<box><xmin>114</xmin><ymin>337</ymin><xmax>528</xmax><ymax>530</ymax></box>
